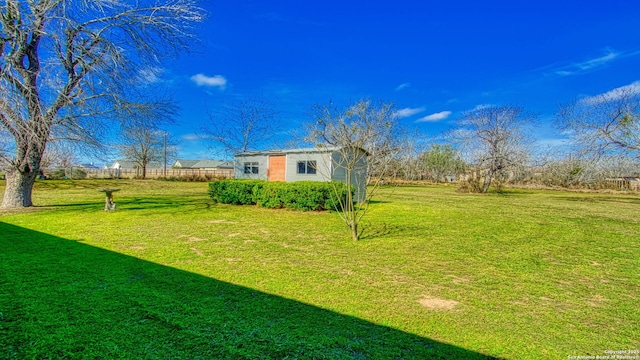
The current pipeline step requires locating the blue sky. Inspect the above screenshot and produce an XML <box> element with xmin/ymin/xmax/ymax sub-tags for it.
<box><xmin>146</xmin><ymin>0</ymin><xmax>640</xmax><ymax>160</ymax></box>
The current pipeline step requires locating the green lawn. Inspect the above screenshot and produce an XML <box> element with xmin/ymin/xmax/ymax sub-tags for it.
<box><xmin>1</xmin><ymin>180</ymin><xmax>638</xmax><ymax>359</ymax></box>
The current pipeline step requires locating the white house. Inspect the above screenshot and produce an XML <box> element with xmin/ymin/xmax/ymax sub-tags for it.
<box><xmin>234</xmin><ymin>147</ymin><xmax>369</xmax><ymax>201</ymax></box>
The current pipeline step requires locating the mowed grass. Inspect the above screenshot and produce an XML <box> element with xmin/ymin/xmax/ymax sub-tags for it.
<box><xmin>1</xmin><ymin>180</ymin><xmax>638</xmax><ymax>359</ymax></box>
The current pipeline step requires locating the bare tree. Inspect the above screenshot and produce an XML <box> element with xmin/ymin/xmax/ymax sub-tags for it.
<box><xmin>383</xmin><ymin>128</ymin><xmax>428</xmax><ymax>181</ymax></box>
<box><xmin>0</xmin><ymin>1</ymin><xmax>204</xmax><ymax>208</ymax></box>
<box><xmin>40</xmin><ymin>141</ymin><xmax>78</xmax><ymax>171</ymax></box>
<box><xmin>118</xmin><ymin>127</ymin><xmax>176</xmax><ymax>179</ymax></box>
<box><xmin>451</xmin><ymin>105</ymin><xmax>536</xmax><ymax>193</ymax></box>
<box><xmin>201</xmin><ymin>97</ymin><xmax>279</xmax><ymax>157</ymax></box>
<box><xmin>557</xmin><ymin>83</ymin><xmax>640</xmax><ymax>160</ymax></box>
<box><xmin>0</xmin><ymin>128</ymin><xmax>11</xmax><ymax>166</ymax></box>
<box><xmin>305</xmin><ymin>99</ymin><xmax>402</xmax><ymax>241</ymax></box>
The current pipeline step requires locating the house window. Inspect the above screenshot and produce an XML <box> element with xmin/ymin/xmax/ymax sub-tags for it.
<box><xmin>297</xmin><ymin>160</ymin><xmax>316</xmax><ymax>174</ymax></box>
<box><xmin>244</xmin><ymin>162</ymin><xmax>259</xmax><ymax>174</ymax></box>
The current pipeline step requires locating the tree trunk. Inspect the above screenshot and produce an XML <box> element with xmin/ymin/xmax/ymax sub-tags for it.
<box><xmin>1</xmin><ymin>169</ymin><xmax>38</xmax><ymax>208</ymax></box>
<box><xmin>350</xmin><ymin>221</ymin><xmax>359</xmax><ymax>241</ymax></box>
<box><xmin>482</xmin><ymin>168</ymin><xmax>493</xmax><ymax>193</ymax></box>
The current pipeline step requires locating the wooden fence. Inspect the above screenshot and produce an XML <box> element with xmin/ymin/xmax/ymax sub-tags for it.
<box><xmin>603</xmin><ymin>178</ymin><xmax>640</xmax><ymax>191</ymax></box>
<box><xmin>81</xmin><ymin>168</ymin><xmax>234</xmax><ymax>179</ymax></box>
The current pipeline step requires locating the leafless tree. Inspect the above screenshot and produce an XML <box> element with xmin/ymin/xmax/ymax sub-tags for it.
<box><xmin>40</xmin><ymin>141</ymin><xmax>78</xmax><ymax>169</ymax></box>
<box><xmin>385</xmin><ymin>129</ymin><xmax>429</xmax><ymax>181</ymax></box>
<box><xmin>118</xmin><ymin>127</ymin><xmax>176</xmax><ymax>179</ymax></box>
<box><xmin>537</xmin><ymin>151</ymin><xmax>639</xmax><ymax>188</ymax></box>
<box><xmin>0</xmin><ymin>0</ymin><xmax>205</xmax><ymax>208</ymax></box>
<box><xmin>451</xmin><ymin>105</ymin><xmax>536</xmax><ymax>193</ymax></box>
<box><xmin>557</xmin><ymin>83</ymin><xmax>640</xmax><ymax>160</ymax></box>
<box><xmin>201</xmin><ymin>97</ymin><xmax>279</xmax><ymax>157</ymax></box>
<box><xmin>305</xmin><ymin>99</ymin><xmax>403</xmax><ymax>241</ymax></box>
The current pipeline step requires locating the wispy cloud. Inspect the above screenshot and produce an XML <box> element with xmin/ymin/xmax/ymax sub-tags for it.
<box><xmin>395</xmin><ymin>82</ymin><xmax>411</xmax><ymax>92</ymax></box>
<box><xmin>580</xmin><ymin>80</ymin><xmax>640</xmax><ymax>105</ymax></box>
<box><xmin>394</xmin><ymin>107</ymin><xmax>425</xmax><ymax>118</ymax></box>
<box><xmin>554</xmin><ymin>49</ymin><xmax>624</xmax><ymax>77</ymax></box>
<box><xmin>137</xmin><ymin>66</ymin><xmax>164</xmax><ymax>85</ymax></box>
<box><xmin>538</xmin><ymin>138</ymin><xmax>571</xmax><ymax>148</ymax></box>
<box><xmin>190</xmin><ymin>74</ymin><xmax>227</xmax><ymax>89</ymax></box>
<box><xmin>471</xmin><ymin>104</ymin><xmax>493</xmax><ymax>111</ymax></box>
<box><xmin>416</xmin><ymin>111</ymin><xmax>452</xmax><ymax>123</ymax></box>
<box><xmin>181</xmin><ymin>134</ymin><xmax>202</xmax><ymax>142</ymax></box>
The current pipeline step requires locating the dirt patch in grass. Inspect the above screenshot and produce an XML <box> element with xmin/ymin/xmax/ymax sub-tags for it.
<box><xmin>178</xmin><ymin>235</ymin><xmax>206</xmax><ymax>242</ymax></box>
<box><xmin>190</xmin><ymin>247</ymin><xmax>204</xmax><ymax>256</ymax></box>
<box><xmin>418</xmin><ymin>295</ymin><xmax>460</xmax><ymax>311</ymax></box>
<box><xmin>585</xmin><ymin>294</ymin><xmax>609</xmax><ymax>307</ymax></box>
<box><xmin>207</xmin><ymin>219</ymin><xmax>235</xmax><ymax>224</ymax></box>
<box><xmin>447</xmin><ymin>275</ymin><xmax>471</xmax><ymax>285</ymax></box>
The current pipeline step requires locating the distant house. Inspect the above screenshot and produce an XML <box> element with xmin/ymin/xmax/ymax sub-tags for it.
<box><xmin>108</xmin><ymin>160</ymin><xmax>162</xmax><ymax>170</ymax></box>
<box><xmin>234</xmin><ymin>147</ymin><xmax>369</xmax><ymax>201</ymax></box>
<box><xmin>109</xmin><ymin>160</ymin><xmax>137</xmax><ymax>170</ymax></box>
<box><xmin>172</xmin><ymin>159</ymin><xmax>233</xmax><ymax>170</ymax></box>
<box><xmin>79</xmin><ymin>163</ymin><xmax>100</xmax><ymax>169</ymax></box>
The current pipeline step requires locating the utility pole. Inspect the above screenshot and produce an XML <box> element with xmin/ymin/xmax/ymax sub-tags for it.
<box><xmin>163</xmin><ymin>132</ymin><xmax>167</xmax><ymax>177</ymax></box>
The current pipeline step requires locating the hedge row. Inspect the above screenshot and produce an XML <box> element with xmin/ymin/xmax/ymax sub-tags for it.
<box><xmin>208</xmin><ymin>180</ymin><xmax>352</xmax><ymax>211</ymax></box>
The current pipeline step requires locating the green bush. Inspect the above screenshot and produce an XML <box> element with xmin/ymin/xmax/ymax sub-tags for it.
<box><xmin>208</xmin><ymin>180</ymin><xmax>353</xmax><ymax>211</ymax></box>
<box><xmin>208</xmin><ymin>180</ymin><xmax>265</xmax><ymax>205</ymax></box>
<box><xmin>253</xmin><ymin>181</ymin><xmax>352</xmax><ymax>211</ymax></box>
<box><xmin>48</xmin><ymin>169</ymin><xmax>66</xmax><ymax>180</ymax></box>
<box><xmin>47</xmin><ymin>168</ymin><xmax>87</xmax><ymax>180</ymax></box>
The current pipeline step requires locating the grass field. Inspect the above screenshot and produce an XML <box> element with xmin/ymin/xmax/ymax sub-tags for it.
<box><xmin>1</xmin><ymin>180</ymin><xmax>638</xmax><ymax>359</ymax></box>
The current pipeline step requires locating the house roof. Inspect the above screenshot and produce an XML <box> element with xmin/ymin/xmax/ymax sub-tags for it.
<box><xmin>173</xmin><ymin>159</ymin><xmax>233</xmax><ymax>169</ymax></box>
<box><xmin>235</xmin><ymin>146</ymin><xmax>370</xmax><ymax>157</ymax></box>
<box><xmin>111</xmin><ymin>160</ymin><xmax>162</xmax><ymax>169</ymax></box>
<box><xmin>174</xmin><ymin>159</ymin><xmax>200</xmax><ymax>168</ymax></box>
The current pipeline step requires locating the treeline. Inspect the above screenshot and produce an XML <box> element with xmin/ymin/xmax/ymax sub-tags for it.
<box><xmin>379</xmin><ymin>144</ymin><xmax>640</xmax><ymax>191</ymax></box>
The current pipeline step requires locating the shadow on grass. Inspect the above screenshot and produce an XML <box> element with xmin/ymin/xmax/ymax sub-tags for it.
<box><xmin>358</xmin><ymin>222</ymin><xmax>403</xmax><ymax>241</ymax></box>
<box><xmin>41</xmin><ymin>196</ymin><xmax>212</xmax><ymax>214</ymax></box>
<box><xmin>555</xmin><ymin>195</ymin><xmax>640</xmax><ymax>205</ymax></box>
<box><xmin>0</xmin><ymin>222</ymin><xmax>499</xmax><ymax>359</ymax></box>
<box><xmin>118</xmin><ymin>196</ymin><xmax>212</xmax><ymax>212</ymax></box>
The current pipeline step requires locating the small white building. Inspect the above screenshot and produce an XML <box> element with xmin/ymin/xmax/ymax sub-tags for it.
<box><xmin>234</xmin><ymin>147</ymin><xmax>369</xmax><ymax>201</ymax></box>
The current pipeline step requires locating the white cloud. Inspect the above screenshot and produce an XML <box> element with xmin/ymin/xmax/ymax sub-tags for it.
<box><xmin>137</xmin><ymin>67</ymin><xmax>164</xmax><ymax>85</ymax></box>
<box><xmin>582</xmin><ymin>81</ymin><xmax>640</xmax><ymax>105</ymax></box>
<box><xmin>416</xmin><ymin>111</ymin><xmax>452</xmax><ymax>123</ymax></box>
<box><xmin>395</xmin><ymin>82</ymin><xmax>411</xmax><ymax>91</ymax></box>
<box><xmin>471</xmin><ymin>104</ymin><xmax>493</xmax><ymax>111</ymax></box>
<box><xmin>555</xmin><ymin>49</ymin><xmax>620</xmax><ymax>76</ymax></box>
<box><xmin>538</xmin><ymin>138</ymin><xmax>570</xmax><ymax>148</ymax></box>
<box><xmin>190</xmin><ymin>74</ymin><xmax>227</xmax><ymax>89</ymax></box>
<box><xmin>394</xmin><ymin>107</ymin><xmax>425</xmax><ymax>118</ymax></box>
<box><xmin>181</xmin><ymin>134</ymin><xmax>201</xmax><ymax>142</ymax></box>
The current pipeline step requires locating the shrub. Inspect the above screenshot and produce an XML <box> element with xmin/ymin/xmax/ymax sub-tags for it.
<box><xmin>457</xmin><ymin>176</ymin><xmax>483</xmax><ymax>193</ymax></box>
<box><xmin>47</xmin><ymin>168</ymin><xmax>88</xmax><ymax>180</ymax></box>
<box><xmin>71</xmin><ymin>168</ymin><xmax>87</xmax><ymax>179</ymax></box>
<box><xmin>208</xmin><ymin>180</ymin><xmax>265</xmax><ymax>205</ymax></box>
<box><xmin>208</xmin><ymin>180</ymin><xmax>353</xmax><ymax>211</ymax></box>
<box><xmin>253</xmin><ymin>181</ymin><xmax>352</xmax><ymax>211</ymax></box>
<box><xmin>48</xmin><ymin>169</ymin><xmax>66</xmax><ymax>180</ymax></box>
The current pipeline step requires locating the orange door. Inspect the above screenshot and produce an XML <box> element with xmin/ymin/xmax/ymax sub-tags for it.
<box><xmin>268</xmin><ymin>155</ymin><xmax>286</xmax><ymax>181</ymax></box>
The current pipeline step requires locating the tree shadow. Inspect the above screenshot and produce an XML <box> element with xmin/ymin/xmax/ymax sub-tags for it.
<box><xmin>40</xmin><ymin>196</ymin><xmax>212</xmax><ymax>214</ymax></box>
<box><xmin>358</xmin><ymin>222</ymin><xmax>403</xmax><ymax>241</ymax></box>
<box><xmin>0</xmin><ymin>222</ymin><xmax>500</xmax><ymax>359</ymax></box>
<box><xmin>555</xmin><ymin>195</ymin><xmax>640</xmax><ymax>205</ymax></box>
